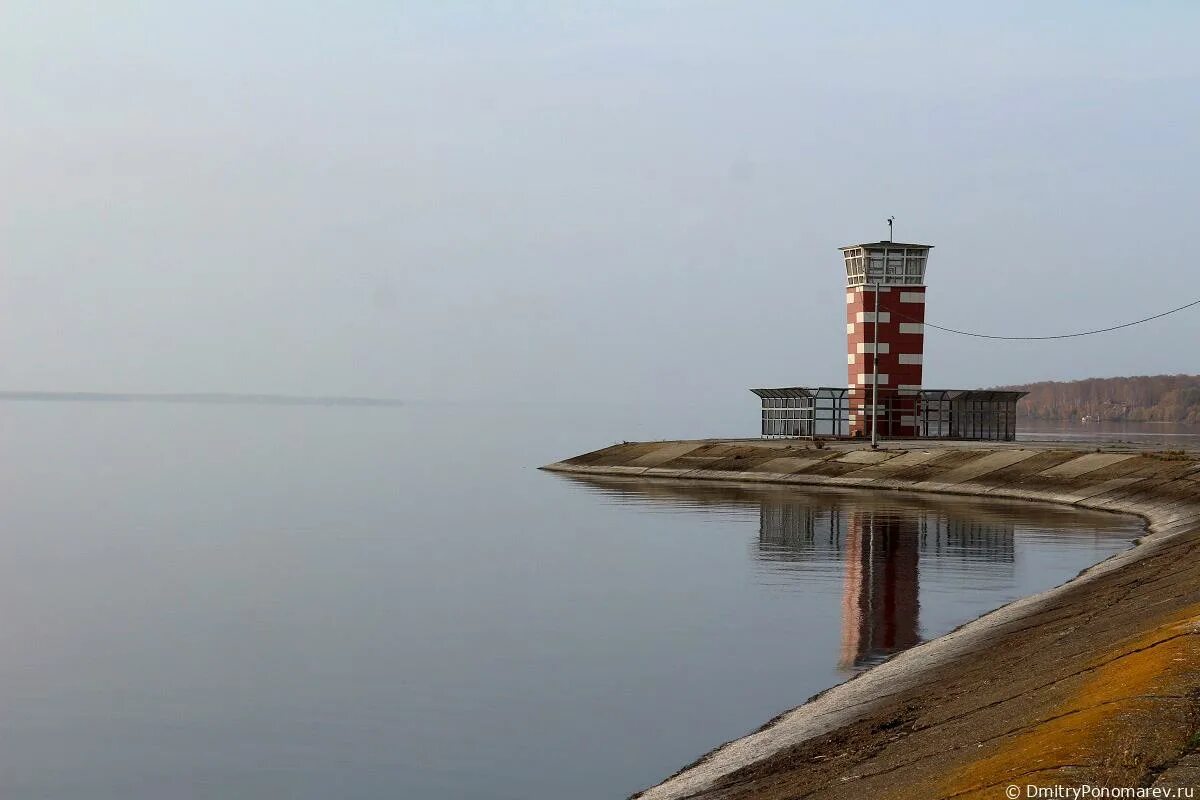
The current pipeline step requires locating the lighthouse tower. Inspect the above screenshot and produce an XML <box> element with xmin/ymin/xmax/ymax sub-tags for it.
<box><xmin>842</xmin><ymin>240</ymin><xmax>932</xmax><ymax>438</ymax></box>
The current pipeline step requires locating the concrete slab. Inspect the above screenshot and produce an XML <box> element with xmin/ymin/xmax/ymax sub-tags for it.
<box><xmin>596</xmin><ymin>465</ymin><xmax>648</xmax><ymax>475</ymax></box>
<box><xmin>845</xmin><ymin>449</ymin><xmax>944</xmax><ymax>478</ymax></box>
<box><xmin>754</xmin><ymin>456</ymin><xmax>834</xmax><ymax>474</ymax></box>
<box><xmin>1038</xmin><ymin>452</ymin><xmax>1138</xmax><ymax>479</ymax></box>
<box><xmin>831</xmin><ymin>476</ymin><xmax>883</xmax><ymax>486</ymax></box>
<box><xmin>679</xmin><ymin>469</ymin><xmax>782</xmax><ymax>483</ymax></box>
<box><xmin>640</xmin><ymin>467</ymin><xmax>695</xmax><ymax>478</ymax></box>
<box><xmin>835</xmin><ymin>450</ymin><xmax>898</xmax><ymax>465</ymax></box>
<box><xmin>924</xmin><ymin>449</ymin><xmax>1040</xmax><ymax>486</ymax></box>
<box><xmin>627</xmin><ymin>442</ymin><xmax>705</xmax><ymax>468</ymax></box>
<box><xmin>1057</xmin><ymin>477</ymin><xmax>1146</xmax><ymax>504</ymax></box>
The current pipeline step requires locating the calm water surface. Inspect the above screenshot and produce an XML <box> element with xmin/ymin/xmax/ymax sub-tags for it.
<box><xmin>0</xmin><ymin>402</ymin><xmax>1158</xmax><ymax>799</ymax></box>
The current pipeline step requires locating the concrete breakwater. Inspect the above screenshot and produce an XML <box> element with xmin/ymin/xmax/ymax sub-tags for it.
<box><xmin>542</xmin><ymin>439</ymin><xmax>1200</xmax><ymax>798</ymax></box>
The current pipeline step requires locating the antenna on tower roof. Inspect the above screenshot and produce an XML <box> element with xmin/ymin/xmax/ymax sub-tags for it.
<box><xmin>887</xmin><ymin>216</ymin><xmax>895</xmax><ymax>242</ymax></box>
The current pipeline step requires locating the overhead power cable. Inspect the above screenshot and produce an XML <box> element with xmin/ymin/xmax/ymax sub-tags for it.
<box><xmin>914</xmin><ymin>296</ymin><xmax>1200</xmax><ymax>340</ymax></box>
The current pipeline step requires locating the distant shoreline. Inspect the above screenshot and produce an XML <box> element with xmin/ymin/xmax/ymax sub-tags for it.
<box><xmin>0</xmin><ymin>392</ymin><xmax>404</xmax><ymax>407</ymax></box>
<box><xmin>1021</xmin><ymin>416</ymin><xmax>1198</xmax><ymax>426</ymax></box>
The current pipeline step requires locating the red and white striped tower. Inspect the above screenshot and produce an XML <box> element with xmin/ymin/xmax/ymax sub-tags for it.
<box><xmin>842</xmin><ymin>240</ymin><xmax>932</xmax><ymax>438</ymax></box>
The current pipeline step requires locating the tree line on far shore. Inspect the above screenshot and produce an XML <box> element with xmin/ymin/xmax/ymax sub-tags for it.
<box><xmin>996</xmin><ymin>374</ymin><xmax>1200</xmax><ymax>423</ymax></box>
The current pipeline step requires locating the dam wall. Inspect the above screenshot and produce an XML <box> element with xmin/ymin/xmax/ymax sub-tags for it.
<box><xmin>543</xmin><ymin>439</ymin><xmax>1200</xmax><ymax>799</ymax></box>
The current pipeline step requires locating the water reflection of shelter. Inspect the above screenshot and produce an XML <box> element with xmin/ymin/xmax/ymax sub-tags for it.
<box><xmin>757</xmin><ymin>501</ymin><xmax>1015</xmax><ymax>669</ymax></box>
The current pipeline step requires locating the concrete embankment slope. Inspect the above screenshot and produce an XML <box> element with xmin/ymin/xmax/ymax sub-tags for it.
<box><xmin>542</xmin><ymin>440</ymin><xmax>1200</xmax><ymax>799</ymax></box>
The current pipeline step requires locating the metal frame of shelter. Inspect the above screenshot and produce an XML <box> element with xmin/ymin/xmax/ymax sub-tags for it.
<box><xmin>751</xmin><ymin>387</ymin><xmax>1026</xmax><ymax>441</ymax></box>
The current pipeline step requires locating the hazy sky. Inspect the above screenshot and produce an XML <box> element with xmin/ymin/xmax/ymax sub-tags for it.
<box><xmin>5</xmin><ymin>2</ymin><xmax>1199</xmax><ymax>403</ymax></box>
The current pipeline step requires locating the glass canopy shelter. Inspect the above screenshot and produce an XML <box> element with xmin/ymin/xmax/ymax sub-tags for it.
<box><xmin>751</xmin><ymin>387</ymin><xmax>1026</xmax><ymax>441</ymax></box>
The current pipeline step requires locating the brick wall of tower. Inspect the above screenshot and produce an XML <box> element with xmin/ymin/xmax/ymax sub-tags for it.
<box><xmin>846</xmin><ymin>285</ymin><xmax>926</xmax><ymax>437</ymax></box>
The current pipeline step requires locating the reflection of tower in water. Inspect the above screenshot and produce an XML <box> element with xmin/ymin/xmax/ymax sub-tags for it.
<box><xmin>757</xmin><ymin>500</ymin><xmax>1015</xmax><ymax>671</ymax></box>
<box><xmin>839</xmin><ymin>512</ymin><xmax>919</xmax><ymax>670</ymax></box>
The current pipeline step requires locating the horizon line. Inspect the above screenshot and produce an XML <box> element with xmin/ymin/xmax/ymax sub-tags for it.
<box><xmin>0</xmin><ymin>391</ymin><xmax>405</xmax><ymax>407</ymax></box>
